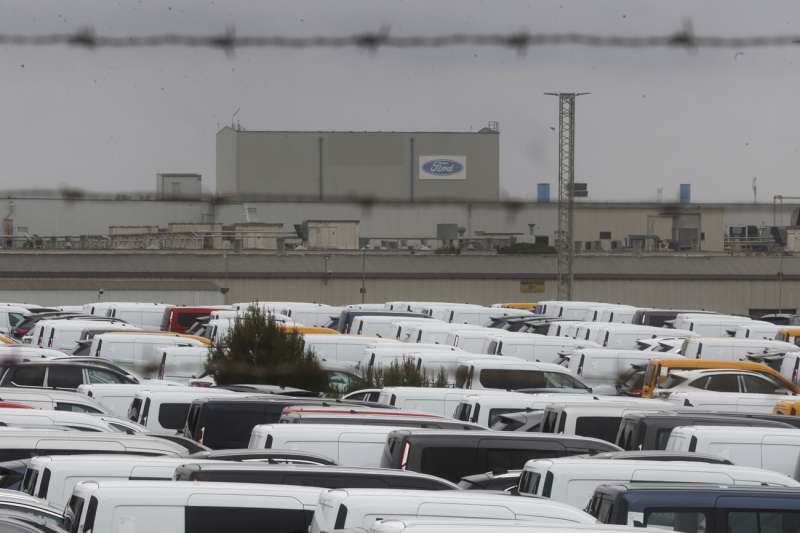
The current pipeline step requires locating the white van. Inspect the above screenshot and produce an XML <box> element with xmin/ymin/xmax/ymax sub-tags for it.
<box><xmin>40</xmin><ymin>319</ymin><xmax>140</xmax><ymax>352</ymax></box>
<box><xmin>453</xmin><ymin>391</ymin><xmax>593</xmax><ymax>427</ymax></box>
<box><xmin>88</xmin><ymin>333</ymin><xmax>208</xmax><ymax>375</ymax></box>
<box><xmin>248</xmin><ymin>424</ymin><xmax>398</xmax><ymax>467</ymax></box>
<box><xmin>377</xmin><ymin>387</ymin><xmax>484</xmax><ymax>417</ymax></box>
<box><xmin>302</xmin><ymin>334</ymin><xmax>400</xmax><ymax>365</ymax></box>
<box><xmin>586</xmin><ymin>305</ymin><xmax>636</xmax><ymax>324</ymax></box>
<box><xmin>456</xmin><ymin>359</ymin><xmax>589</xmax><ymax>392</ymax></box>
<box><xmin>545</xmin><ymin>321</ymin><xmax>581</xmax><ymax>337</ymax></box>
<box><xmin>566</xmin><ymin>349</ymin><xmax>677</xmax><ymax>395</ymax></box>
<box><xmin>0</xmin><ymin>408</ymin><xmax>139</xmax><ymax>433</ymax></box>
<box><xmin>400</xmin><ymin>322</ymin><xmax>483</xmax><ymax>345</ymax></box>
<box><xmin>310</xmin><ymin>488</ymin><xmax>595</xmax><ymax>533</ymax></box>
<box><xmin>0</xmin><ymin>306</ymin><xmax>29</xmax><ymax>336</ymax></box>
<box><xmin>492</xmin><ymin>333</ymin><xmax>601</xmax><ymax>364</ymax></box>
<box><xmin>591</xmin><ymin>324</ymin><xmax>696</xmax><ymax>350</ymax></box>
<box><xmin>539</xmin><ymin>400</ymin><xmax>676</xmax><ymax>444</ymax></box>
<box><xmin>391</xmin><ymin>319</ymin><xmax>447</xmax><ymax>343</ymax></box>
<box><xmin>25</xmin><ymin>454</ymin><xmax>224</xmax><ymax>508</ymax></box>
<box><xmin>0</xmin><ymin>430</ymin><xmax>187</xmax><ymax>463</ymax></box>
<box><xmin>77</xmin><ymin>383</ymin><xmax>186</xmax><ymax>419</ymax></box>
<box><xmin>156</xmin><ymin>346</ymin><xmax>210</xmax><ymax>384</ymax></box>
<box><xmin>67</xmin><ymin>480</ymin><xmax>322</xmax><ymax>533</ymax></box>
<box><xmin>352</xmin><ymin>316</ymin><xmax>430</xmax><ymax>338</ymax></box>
<box><xmin>0</xmin><ymin>387</ymin><xmax>107</xmax><ymax>413</ymax></box>
<box><xmin>666</xmin><ymin>425</ymin><xmax>800</xmax><ymax>478</ymax></box>
<box><xmin>133</xmin><ymin>388</ymin><xmax>237</xmax><ymax>434</ymax></box>
<box><xmin>679</xmin><ymin>337</ymin><xmax>798</xmax><ymax>360</ymax></box>
<box><xmin>104</xmin><ymin>302</ymin><xmax>173</xmax><ymax>330</ymax></box>
<box><xmin>518</xmin><ymin>457</ymin><xmax>800</xmax><ymax>507</ymax></box>
<box><xmin>279</xmin><ymin>303</ymin><xmax>342</xmax><ymax>327</ymax></box>
<box><xmin>534</xmin><ymin>301</ymin><xmax>604</xmax><ymax>320</ymax></box>
<box><xmin>448</xmin><ymin>307</ymin><xmax>533</xmax><ymax>326</ymax></box>
<box><xmin>445</xmin><ymin>327</ymin><xmax>510</xmax><ymax>353</ymax></box>
<box><xmin>731</xmin><ymin>322</ymin><xmax>781</xmax><ymax>340</ymax></box>
<box><xmin>670</xmin><ymin>314</ymin><xmax>764</xmax><ymax>337</ymax></box>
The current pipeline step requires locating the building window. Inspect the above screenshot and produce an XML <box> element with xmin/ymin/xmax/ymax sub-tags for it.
<box><xmin>599</xmin><ymin>231</ymin><xmax>612</xmax><ymax>240</ymax></box>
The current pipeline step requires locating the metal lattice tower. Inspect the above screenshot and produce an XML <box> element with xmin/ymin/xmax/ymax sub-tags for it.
<box><xmin>546</xmin><ymin>92</ymin><xmax>588</xmax><ymax>300</ymax></box>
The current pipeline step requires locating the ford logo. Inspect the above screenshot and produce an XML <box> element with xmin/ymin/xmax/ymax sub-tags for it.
<box><xmin>422</xmin><ymin>159</ymin><xmax>463</xmax><ymax>176</ymax></box>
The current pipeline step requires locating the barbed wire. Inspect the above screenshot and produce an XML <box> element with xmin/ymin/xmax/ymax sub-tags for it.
<box><xmin>1</xmin><ymin>24</ymin><xmax>800</xmax><ymax>52</ymax></box>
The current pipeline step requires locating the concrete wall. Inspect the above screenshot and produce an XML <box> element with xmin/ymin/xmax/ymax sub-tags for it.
<box><xmin>0</xmin><ymin>251</ymin><xmax>796</xmax><ymax>314</ymax></box>
<box><xmin>215</xmin><ymin>127</ymin><xmax>238</xmax><ymax>195</ymax></box>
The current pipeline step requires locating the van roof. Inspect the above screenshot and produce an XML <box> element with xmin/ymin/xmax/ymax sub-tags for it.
<box><xmin>386</xmin><ymin>429</ymin><xmax>620</xmax><ymax>447</ymax></box>
<box><xmin>96</xmin><ymin>332</ymin><xmax>210</xmax><ymax>345</ymax></box>
<box><xmin>281</xmin><ymin>406</ymin><xmax>441</xmax><ymax>418</ymax></box>
<box><xmin>72</xmin><ymin>480</ymin><xmax>322</xmax><ymax>503</ymax></box>
<box><xmin>598</xmin><ymin>482</ymin><xmax>800</xmax><ymax>497</ymax></box>
<box><xmin>671</xmin><ymin>425</ymin><xmax>800</xmax><ymax>436</ymax></box>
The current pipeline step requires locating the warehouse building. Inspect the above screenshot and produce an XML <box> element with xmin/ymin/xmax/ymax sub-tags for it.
<box><xmin>215</xmin><ymin>126</ymin><xmax>500</xmax><ymax>200</ymax></box>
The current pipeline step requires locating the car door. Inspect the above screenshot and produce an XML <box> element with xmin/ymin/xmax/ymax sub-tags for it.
<box><xmin>738</xmin><ymin>374</ymin><xmax>795</xmax><ymax>413</ymax></box>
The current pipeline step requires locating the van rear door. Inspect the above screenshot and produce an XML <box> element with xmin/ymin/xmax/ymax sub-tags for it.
<box><xmin>338</xmin><ymin>430</ymin><xmax>390</xmax><ymax>467</ymax></box>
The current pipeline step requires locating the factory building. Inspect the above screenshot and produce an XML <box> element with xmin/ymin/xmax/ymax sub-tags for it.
<box><xmin>215</xmin><ymin>126</ymin><xmax>500</xmax><ymax>201</ymax></box>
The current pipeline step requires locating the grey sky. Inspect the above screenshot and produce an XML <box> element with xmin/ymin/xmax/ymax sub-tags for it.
<box><xmin>2</xmin><ymin>0</ymin><xmax>799</xmax><ymax>201</ymax></box>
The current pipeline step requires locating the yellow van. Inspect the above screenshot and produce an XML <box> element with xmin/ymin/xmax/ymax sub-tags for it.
<box><xmin>777</xmin><ymin>327</ymin><xmax>800</xmax><ymax>346</ymax></box>
<box><xmin>774</xmin><ymin>399</ymin><xmax>800</xmax><ymax>416</ymax></box>
<box><xmin>641</xmin><ymin>358</ymin><xmax>799</xmax><ymax>398</ymax></box>
<box><xmin>281</xmin><ymin>325</ymin><xmax>339</xmax><ymax>336</ymax></box>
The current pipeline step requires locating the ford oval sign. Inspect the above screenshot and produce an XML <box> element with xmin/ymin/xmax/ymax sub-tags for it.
<box><xmin>422</xmin><ymin>159</ymin><xmax>463</xmax><ymax>176</ymax></box>
<box><xmin>419</xmin><ymin>156</ymin><xmax>467</xmax><ymax>180</ymax></box>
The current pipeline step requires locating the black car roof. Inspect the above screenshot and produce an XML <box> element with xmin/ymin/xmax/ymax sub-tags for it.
<box><xmin>598</xmin><ymin>482</ymin><xmax>800</xmax><ymax>497</ymax></box>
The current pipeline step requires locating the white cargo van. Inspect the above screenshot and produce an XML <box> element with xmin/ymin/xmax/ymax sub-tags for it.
<box><xmin>309</xmin><ymin>487</ymin><xmax>596</xmax><ymax>533</ymax></box>
<box><xmin>77</xmin><ymin>383</ymin><xmax>186</xmax><ymax>419</ymax></box>
<box><xmin>587</xmin><ymin>305</ymin><xmax>636</xmax><ymax>324</ymax></box>
<box><xmin>539</xmin><ymin>400</ymin><xmax>676</xmax><ymax>444</ymax></box>
<box><xmin>533</xmin><ymin>301</ymin><xmax>604</xmax><ymax>320</ymax></box>
<box><xmin>133</xmin><ymin>388</ymin><xmax>237</xmax><ymax>434</ymax></box>
<box><xmin>248</xmin><ymin>424</ymin><xmax>397</xmax><ymax>467</ymax></box>
<box><xmin>679</xmin><ymin>337</ymin><xmax>798</xmax><ymax>360</ymax></box>
<box><xmin>40</xmin><ymin>319</ymin><xmax>140</xmax><ymax>352</ymax></box>
<box><xmin>26</xmin><ymin>454</ymin><xmax>224</xmax><ymax>508</ymax></box>
<box><xmin>377</xmin><ymin>387</ymin><xmax>483</xmax><ymax>417</ymax></box>
<box><xmin>88</xmin><ymin>333</ymin><xmax>208</xmax><ymax>375</ymax></box>
<box><xmin>518</xmin><ymin>457</ymin><xmax>799</xmax><ymax>507</ymax></box>
<box><xmin>731</xmin><ymin>322</ymin><xmax>781</xmax><ymax>340</ymax></box>
<box><xmin>566</xmin><ymin>349</ymin><xmax>677</xmax><ymax>395</ymax></box>
<box><xmin>104</xmin><ymin>302</ymin><xmax>172</xmax><ymax>330</ymax></box>
<box><xmin>397</xmin><ymin>322</ymin><xmax>477</xmax><ymax>345</ymax></box>
<box><xmin>591</xmin><ymin>324</ymin><xmax>696</xmax><ymax>350</ymax></box>
<box><xmin>670</xmin><ymin>314</ymin><xmax>765</xmax><ymax>337</ymax></box>
<box><xmin>0</xmin><ymin>306</ymin><xmax>29</xmax><ymax>336</ymax></box>
<box><xmin>666</xmin><ymin>425</ymin><xmax>800</xmax><ymax>478</ymax></box>
<box><xmin>352</xmin><ymin>316</ymin><xmax>429</xmax><ymax>338</ymax></box>
<box><xmin>302</xmin><ymin>334</ymin><xmax>400</xmax><ymax>365</ymax></box>
<box><xmin>279</xmin><ymin>303</ymin><xmax>342</xmax><ymax>327</ymax></box>
<box><xmin>493</xmin><ymin>333</ymin><xmax>601</xmax><ymax>364</ymax></box>
<box><xmin>453</xmin><ymin>391</ymin><xmax>592</xmax><ymax>427</ymax></box>
<box><xmin>67</xmin><ymin>480</ymin><xmax>321</xmax><ymax>533</ymax></box>
<box><xmin>456</xmin><ymin>359</ymin><xmax>589</xmax><ymax>392</ymax></box>
<box><xmin>445</xmin><ymin>328</ymin><xmax>510</xmax><ymax>353</ymax></box>
<box><xmin>156</xmin><ymin>346</ymin><xmax>210</xmax><ymax>384</ymax></box>
<box><xmin>448</xmin><ymin>307</ymin><xmax>533</xmax><ymax>326</ymax></box>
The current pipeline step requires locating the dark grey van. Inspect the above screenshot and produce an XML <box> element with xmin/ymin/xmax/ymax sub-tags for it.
<box><xmin>615</xmin><ymin>411</ymin><xmax>795</xmax><ymax>451</ymax></box>
<box><xmin>589</xmin><ymin>482</ymin><xmax>800</xmax><ymax>531</ymax></box>
<box><xmin>174</xmin><ymin>463</ymin><xmax>457</xmax><ymax>490</ymax></box>
<box><xmin>380</xmin><ymin>429</ymin><xmax>620</xmax><ymax>482</ymax></box>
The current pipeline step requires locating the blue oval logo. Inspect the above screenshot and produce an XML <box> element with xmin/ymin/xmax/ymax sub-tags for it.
<box><xmin>422</xmin><ymin>159</ymin><xmax>463</xmax><ymax>176</ymax></box>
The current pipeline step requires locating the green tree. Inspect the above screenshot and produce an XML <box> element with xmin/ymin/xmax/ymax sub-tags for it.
<box><xmin>206</xmin><ymin>306</ymin><xmax>329</xmax><ymax>393</ymax></box>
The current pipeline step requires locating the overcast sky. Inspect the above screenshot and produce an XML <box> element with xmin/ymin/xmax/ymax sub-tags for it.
<box><xmin>2</xmin><ymin>0</ymin><xmax>799</xmax><ymax>201</ymax></box>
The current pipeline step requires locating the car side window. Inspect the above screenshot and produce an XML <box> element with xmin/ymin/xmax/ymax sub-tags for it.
<box><xmin>688</xmin><ymin>376</ymin><xmax>710</xmax><ymax>390</ymax></box>
<box><xmin>86</xmin><ymin>368</ymin><xmax>131</xmax><ymax>384</ymax></box>
<box><xmin>646</xmin><ymin>509</ymin><xmax>708</xmax><ymax>532</ymax></box>
<box><xmin>704</xmin><ymin>374</ymin><xmax>740</xmax><ymax>393</ymax></box>
<box><xmin>7</xmin><ymin>366</ymin><xmax>46</xmax><ymax>387</ymax></box>
<box><xmin>741</xmin><ymin>375</ymin><xmax>785</xmax><ymax>395</ymax></box>
<box><xmin>46</xmin><ymin>366</ymin><xmax>84</xmax><ymax>389</ymax></box>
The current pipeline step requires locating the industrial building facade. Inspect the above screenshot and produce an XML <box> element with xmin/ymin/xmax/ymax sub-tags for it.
<box><xmin>216</xmin><ymin>127</ymin><xmax>500</xmax><ymax>200</ymax></box>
